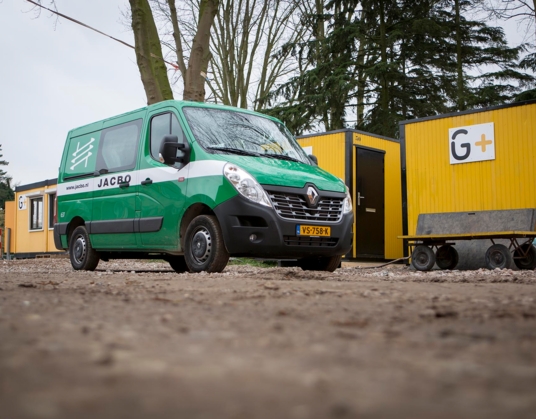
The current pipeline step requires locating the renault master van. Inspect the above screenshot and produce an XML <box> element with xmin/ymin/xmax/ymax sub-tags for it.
<box><xmin>54</xmin><ymin>101</ymin><xmax>353</xmax><ymax>273</ymax></box>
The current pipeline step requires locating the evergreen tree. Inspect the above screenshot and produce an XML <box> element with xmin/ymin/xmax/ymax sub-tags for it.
<box><xmin>358</xmin><ymin>0</ymin><xmax>531</xmax><ymax>135</ymax></box>
<box><xmin>0</xmin><ymin>144</ymin><xmax>8</xmax><ymax>179</ymax></box>
<box><xmin>515</xmin><ymin>52</ymin><xmax>536</xmax><ymax>100</ymax></box>
<box><xmin>263</xmin><ymin>0</ymin><xmax>363</xmax><ymax>134</ymax></box>
<box><xmin>0</xmin><ymin>145</ymin><xmax>14</xmax><ymax>210</ymax></box>
<box><xmin>265</xmin><ymin>0</ymin><xmax>532</xmax><ymax>138</ymax></box>
<box><xmin>435</xmin><ymin>0</ymin><xmax>532</xmax><ymax>111</ymax></box>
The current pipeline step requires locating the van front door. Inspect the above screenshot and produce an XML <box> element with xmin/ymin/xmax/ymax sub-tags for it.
<box><xmin>137</xmin><ymin>110</ymin><xmax>189</xmax><ymax>249</ymax></box>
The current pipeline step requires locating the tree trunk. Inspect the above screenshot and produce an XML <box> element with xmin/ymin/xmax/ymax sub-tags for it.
<box><xmin>166</xmin><ymin>0</ymin><xmax>187</xmax><ymax>77</ymax></box>
<box><xmin>129</xmin><ymin>0</ymin><xmax>173</xmax><ymax>104</ymax></box>
<box><xmin>356</xmin><ymin>38</ymin><xmax>366</xmax><ymax>127</ymax></box>
<box><xmin>454</xmin><ymin>0</ymin><xmax>465</xmax><ymax>111</ymax></box>
<box><xmin>184</xmin><ymin>0</ymin><xmax>220</xmax><ymax>102</ymax></box>
<box><xmin>532</xmin><ymin>0</ymin><xmax>536</xmax><ymax>39</ymax></box>
<box><xmin>379</xmin><ymin>0</ymin><xmax>389</xmax><ymax>115</ymax></box>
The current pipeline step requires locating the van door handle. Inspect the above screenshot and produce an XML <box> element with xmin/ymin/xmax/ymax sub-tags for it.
<box><xmin>119</xmin><ymin>181</ymin><xmax>130</xmax><ymax>188</ymax></box>
<box><xmin>141</xmin><ymin>178</ymin><xmax>153</xmax><ymax>186</ymax></box>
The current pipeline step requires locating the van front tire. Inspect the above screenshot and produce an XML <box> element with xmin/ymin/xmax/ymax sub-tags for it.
<box><xmin>184</xmin><ymin>215</ymin><xmax>229</xmax><ymax>273</ymax></box>
<box><xmin>69</xmin><ymin>226</ymin><xmax>100</xmax><ymax>271</ymax></box>
<box><xmin>167</xmin><ymin>255</ymin><xmax>189</xmax><ymax>273</ymax></box>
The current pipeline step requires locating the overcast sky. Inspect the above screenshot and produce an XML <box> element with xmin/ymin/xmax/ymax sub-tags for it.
<box><xmin>0</xmin><ymin>0</ymin><xmax>528</xmax><ymax>187</ymax></box>
<box><xmin>1</xmin><ymin>0</ymin><xmax>146</xmax><ymax>186</ymax></box>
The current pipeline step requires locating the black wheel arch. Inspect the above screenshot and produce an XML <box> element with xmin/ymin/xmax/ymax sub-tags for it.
<box><xmin>66</xmin><ymin>217</ymin><xmax>86</xmax><ymax>247</ymax></box>
<box><xmin>180</xmin><ymin>204</ymin><xmax>229</xmax><ymax>253</ymax></box>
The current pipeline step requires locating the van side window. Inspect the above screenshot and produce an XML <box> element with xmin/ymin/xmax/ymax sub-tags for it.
<box><xmin>96</xmin><ymin>119</ymin><xmax>142</xmax><ymax>173</ymax></box>
<box><xmin>150</xmin><ymin>113</ymin><xmax>185</xmax><ymax>161</ymax></box>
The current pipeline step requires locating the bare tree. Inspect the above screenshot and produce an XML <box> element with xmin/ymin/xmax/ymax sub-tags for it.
<box><xmin>175</xmin><ymin>0</ymin><xmax>220</xmax><ymax>101</ymax></box>
<box><xmin>131</xmin><ymin>0</ymin><xmax>219</xmax><ymax>102</ymax></box>
<box><xmin>151</xmin><ymin>0</ymin><xmax>305</xmax><ymax>110</ymax></box>
<box><xmin>130</xmin><ymin>0</ymin><xmax>174</xmax><ymax>104</ymax></box>
<box><xmin>484</xmin><ymin>0</ymin><xmax>536</xmax><ymax>41</ymax></box>
<box><xmin>209</xmin><ymin>0</ymin><xmax>305</xmax><ymax>110</ymax></box>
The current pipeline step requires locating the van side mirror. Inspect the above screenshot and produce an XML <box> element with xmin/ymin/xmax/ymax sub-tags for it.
<box><xmin>159</xmin><ymin>135</ymin><xmax>189</xmax><ymax>165</ymax></box>
<box><xmin>308</xmin><ymin>154</ymin><xmax>318</xmax><ymax>166</ymax></box>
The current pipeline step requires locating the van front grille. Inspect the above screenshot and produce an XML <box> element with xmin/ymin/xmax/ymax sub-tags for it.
<box><xmin>268</xmin><ymin>192</ymin><xmax>344</xmax><ymax>222</ymax></box>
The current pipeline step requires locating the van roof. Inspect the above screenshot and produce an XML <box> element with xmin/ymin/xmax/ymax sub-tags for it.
<box><xmin>67</xmin><ymin>100</ymin><xmax>281</xmax><ymax>138</ymax></box>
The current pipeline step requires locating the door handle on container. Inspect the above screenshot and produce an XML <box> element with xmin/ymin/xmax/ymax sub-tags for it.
<box><xmin>141</xmin><ymin>178</ymin><xmax>153</xmax><ymax>186</ymax></box>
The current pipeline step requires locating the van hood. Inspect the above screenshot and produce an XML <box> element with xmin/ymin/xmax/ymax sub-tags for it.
<box><xmin>215</xmin><ymin>154</ymin><xmax>346</xmax><ymax>192</ymax></box>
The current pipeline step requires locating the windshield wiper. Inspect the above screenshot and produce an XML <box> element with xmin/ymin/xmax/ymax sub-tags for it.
<box><xmin>206</xmin><ymin>146</ymin><xmax>262</xmax><ymax>157</ymax></box>
<box><xmin>207</xmin><ymin>146</ymin><xmax>303</xmax><ymax>163</ymax></box>
<box><xmin>262</xmin><ymin>153</ymin><xmax>302</xmax><ymax>163</ymax></box>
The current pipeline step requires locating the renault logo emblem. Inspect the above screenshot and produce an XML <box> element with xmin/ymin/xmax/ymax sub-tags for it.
<box><xmin>306</xmin><ymin>186</ymin><xmax>320</xmax><ymax>207</ymax></box>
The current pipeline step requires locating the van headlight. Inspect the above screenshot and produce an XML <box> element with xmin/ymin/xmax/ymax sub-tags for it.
<box><xmin>224</xmin><ymin>163</ymin><xmax>272</xmax><ymax>207</ymax></box>
<box><xmin>343</xmin><ymin>189</ymin><xmax>353</xmax><ymax>213</ymax></box>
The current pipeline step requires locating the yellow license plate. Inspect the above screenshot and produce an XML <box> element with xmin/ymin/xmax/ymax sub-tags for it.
<box><xmin>296</xmin><ymin>225</ymin><xmax>331</xmax><ymax>237</ymax></box>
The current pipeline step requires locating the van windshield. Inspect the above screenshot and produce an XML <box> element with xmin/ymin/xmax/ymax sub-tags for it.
<box><xmin>183</xmin><ymin>107</ymin><xmax>312</xmax><ymax>164</ymax></box>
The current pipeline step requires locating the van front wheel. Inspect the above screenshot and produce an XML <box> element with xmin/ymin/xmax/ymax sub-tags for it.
<box><xmin>69</xmin><ymin>226</ymin><xmax>100</xmax><ymax>271</ymax></box>
<box><xmin>167</xmin><ymin>255</ymin><xmax>189</xmax><ymax>273</ymax></box>
<box><xmin>184</xmin><ymin>215</ymin><xmax>229</xmax><ymax>273</ymax></box>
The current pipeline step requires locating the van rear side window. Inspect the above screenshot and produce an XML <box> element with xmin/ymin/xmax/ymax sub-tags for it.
<box><xmin>96</xmin><ymin>119</ymin><xmax>142</xmax><ymax>173</ymax></box>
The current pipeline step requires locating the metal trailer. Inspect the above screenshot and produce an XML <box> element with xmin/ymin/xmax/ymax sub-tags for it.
<box><xmin>399</xmin><ymin>231</ymin><xmax>536</xmax><ymax>271</ymax></box>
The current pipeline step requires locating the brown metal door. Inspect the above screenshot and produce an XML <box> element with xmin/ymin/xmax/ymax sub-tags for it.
<box><xmin>355</xmin><ymin>147</ymin><xmax>385</xmax><ymax>258</ymax></box>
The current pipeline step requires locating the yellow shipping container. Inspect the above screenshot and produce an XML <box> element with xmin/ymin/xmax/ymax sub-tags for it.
<box><xmin>400</xmin><ymin>99</ymin><xmax>536</xmax><ymax>253</ymax></box>
<box><xmin>298</xmin><ymin>129</ymin><xmax>403</xmax><ymax>260</ymax></box>
<box><xmin>4</xmin><ymin>179</ymin><xmax>61</xmax><ymax>257</ymax></box>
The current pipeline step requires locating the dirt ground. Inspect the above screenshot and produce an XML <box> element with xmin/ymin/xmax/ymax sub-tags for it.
<box><xmin>1</xmin><ymin>258</ymin><xmax>535</xmax><ymax>419</ymax></box>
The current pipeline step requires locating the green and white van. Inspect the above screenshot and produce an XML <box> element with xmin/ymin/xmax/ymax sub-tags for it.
<box><xmin>54</xmin><ymin>101</ymin><xmax>353</xmax><ymax>273</ymax></box>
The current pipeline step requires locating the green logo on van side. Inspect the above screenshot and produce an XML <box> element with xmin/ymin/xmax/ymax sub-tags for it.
<box><xmin>66</xmin><ymin>133</ymin><xmax>98</xmax><ymax>176</ymax></box>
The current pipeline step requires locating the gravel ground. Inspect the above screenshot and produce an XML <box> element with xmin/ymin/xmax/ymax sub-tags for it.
<box><xmin>1</xmin><ymin>258</ymin><xmax>535</xmax><ymax>419</ymax></box>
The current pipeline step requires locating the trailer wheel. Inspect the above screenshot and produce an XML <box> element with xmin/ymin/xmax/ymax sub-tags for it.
<box><xmin>298</xmin><ymin>255</ymin><xmax>342</xmax><ymax>272</ymax></box>
<box><xmin>435</xmin><ymin>245</ymin><xmax>459</xmax><ymax>270</ymax></box>
<box><xmin>513</xmin><ymin>243</ymin><xmax>536</xmax><ymax>270</ymax></box>
<box><xmin>167</xmin><ymin>255</ymin><xmax>189</xmax><ymax>273</ymax></box>
<box><xmin>69</xmin><ymin>226</ymin><xmax>99</xmax><ymax>271</ymax></box>
<box><xmin>411</xmin><ymin>245</ymin><xmax>435</xmax><ymax>271</ymax></box>
<box><xmin>184</xmin><ymin>215</ymin><xmax>229</xmax><ymax>273</ymax></box>
<box><xmin>485</xmin><ymin>244</ymin><xmax>512</xmax><ymax>269</ymax></box>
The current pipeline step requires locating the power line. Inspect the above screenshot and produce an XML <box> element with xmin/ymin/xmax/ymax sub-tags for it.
<box><xmin>25</xmin><ymin>0</ymin><xmax>179</xmax><ymax>70</ymax></box>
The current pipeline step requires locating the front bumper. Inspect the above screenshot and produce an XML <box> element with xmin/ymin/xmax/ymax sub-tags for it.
<box><xmin>214</xmin><ymin>194</ymin><xmax>353</xmax><ymax>259</ymax></box>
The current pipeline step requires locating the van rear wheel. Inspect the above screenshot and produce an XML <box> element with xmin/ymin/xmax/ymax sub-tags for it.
<box><xmin>184</xmin><ymin>215</ymin><xmax>229</xmax><ymax>273</ymax></box>
<box><xmin>298</xmin><ymin>255</ymin><xmax>342</xmax><ymax>272</ymax></box>
<box><xmin>69</xmin><ymin>226</ymin><xmax>99</xmax><ymax>271</ymax></box>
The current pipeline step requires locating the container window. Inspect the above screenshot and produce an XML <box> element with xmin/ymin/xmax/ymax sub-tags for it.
<box><xmin>30</xmin><ymin>197</ymin><xmax>43</xmax><ymax>231</ymax></box>
<box><xmin>48</xmin><ymin>193</ymin><xmax>56</xmax><ymax>229</ymax></box>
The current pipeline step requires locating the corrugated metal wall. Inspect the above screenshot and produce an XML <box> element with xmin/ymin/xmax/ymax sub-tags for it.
<box><xmin>402</xmin><ymin>101</ymin><xmax>536</xmax><ymax>236</ymax></box>
<box><xmin>298</xmin><ymin>130</ymin><xmax>403</xmax><ymax>260</ymax></box>
<box><xmin>298</xmin><ymin>132</ymin><xmax>346</xmax><ymax>180</ymax></box>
